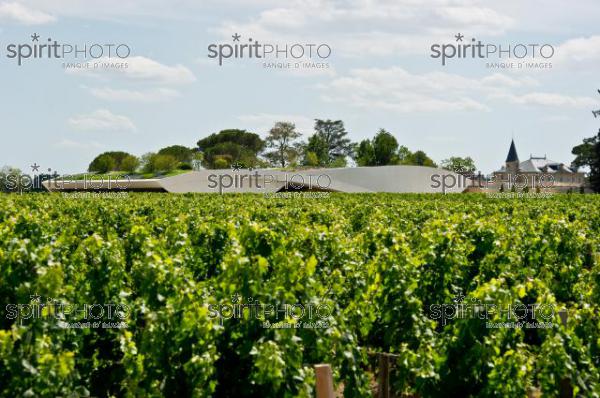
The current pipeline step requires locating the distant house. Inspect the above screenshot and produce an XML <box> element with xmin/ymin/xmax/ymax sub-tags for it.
<box><xmin>491</xmin><ymin>139</ymin><xmax>586</xmax><ymax>192</ymax></box>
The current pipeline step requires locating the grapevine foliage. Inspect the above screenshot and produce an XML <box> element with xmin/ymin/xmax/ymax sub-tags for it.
<box><xmin>0</xmin><ymin>193</ymin><xmax>599</xmax><ymax>397</ymax></box>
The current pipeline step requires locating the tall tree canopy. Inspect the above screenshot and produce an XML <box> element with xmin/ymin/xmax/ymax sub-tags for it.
<box><xmin>355</xmin><ymin>139</ymin><xmax>375</xmax><ymax>166</ymax></box>
<box><xmin>441</xmin><ymin>156</ymin><xmax>476</xmax><ymax>174</ymax></box>
<box><xmin>311</xmin><ymin>119</ymin><xmax>353</xmax><ymax>164</ymax></box>
<box><xmin>264</xmin><ymin>122</ymin><xmax>301</xmax><ymax>168</ymax></box>
<box><xmin>88</xmin><ymin>151</ymin><xmax>138</xmax><ymax>173</ymax></box>
<box><xmin>303</xmin><ymin>134</ymin><xmax>330</xmax><ymax>167</ymax></box>
<box><xmin>572</xmin><ymin>129</ymin><xmax>600</xmax><ymax>192</ymax></box>
<box><xmin>406</xmin><ymin>150</ymin><xmax>437</xmax><ymax>167</ymax></box>
<box><xmin>355</xmin><ymin>128</ymin><xmax>399</xmax><ymax>166</ymax></box>
<box><xmin>157</xmin><ymin>145</ymin><xmax>194</xmax><ymax>164</ymax></box>
<box><xmin>354</xmin><ymin>130</ymin><xmax>438</xmax><ymax>168</ymax></box>
<box><xmin>140</xmin><ymin>152</ymin><xmax>179</xmax><ymax>174</ymax></box>
<box><xmin>197</xmin><ymin>129</ymin><xmax>265</xmax><ymax>169</ymax></box>
<box><xmin>372</xmin><ymin>129</ymin><xmax>399</xmax><ymax>166</ymax></box>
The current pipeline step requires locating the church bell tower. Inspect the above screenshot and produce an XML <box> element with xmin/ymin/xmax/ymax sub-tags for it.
<box><xmin>505</xmin><ymin>139</ymin><xmax>519</xmax><ymax>175</ymax></box>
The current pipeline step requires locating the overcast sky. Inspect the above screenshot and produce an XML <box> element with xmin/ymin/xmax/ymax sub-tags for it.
<box><xmin>0</xmin><ymin>0</ymin><xmax>599</xmax><ymax>174</ymax></box>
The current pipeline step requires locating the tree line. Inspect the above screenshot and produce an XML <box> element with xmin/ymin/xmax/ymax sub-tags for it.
<box><xmin>571</xmin><ymin>90</ymin><xmax>600</xmax><ymax>192</ymax></box>
<box><xmin>80</xmin><ymin>92</ymin><xmax>600</xmax><ymax>193</ymax></box>
<box><xmin>87</xmin><ymin>119</ymin><xmax>468</xmax><ymax>174</ymax></box>
<box><xmin>572</xmin><ymin>130</ymin><xmax>600</xmax><ymax>192</ymax></box>
<box><xmin>3</xmin><ymin>113</ymin><xmax>598</xmax><ymax>191</ymax></box>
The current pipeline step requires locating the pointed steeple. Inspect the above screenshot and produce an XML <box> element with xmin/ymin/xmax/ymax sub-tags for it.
<box><xmin>505</xmin><ymin>139</ymin><xmax>519</xmax><ymax>163</ymax></box>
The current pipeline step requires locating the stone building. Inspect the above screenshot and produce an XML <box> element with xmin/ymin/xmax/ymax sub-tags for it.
<box><xmin>491</xmin><ymin>139</ymin><xmax>586</xmax><ymax>192</ymax></box>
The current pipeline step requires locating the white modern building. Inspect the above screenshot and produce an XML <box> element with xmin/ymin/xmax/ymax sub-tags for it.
<box><xmin>42</xmin><ymin>165</ymin><xmax>466</xmax><ymax>194</ymax></box>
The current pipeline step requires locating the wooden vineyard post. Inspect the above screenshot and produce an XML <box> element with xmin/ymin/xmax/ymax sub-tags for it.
<box><xmin>558</xmin><ymin>309</ymin><xmax>568</xmax><ymax>327</ymax></box>
<box><xmin>559</xmin><ymin>378</ymin><xmax>574</xmax><ymax>398</ymax></box>
<box><xmin>315</xmin><ymin>364</ymin><xmax>335</xmax><ymax>398</ymax></box>
<box><xmin>378</xmin><ymin>353</ymin><xmax>390</xmax><ymax>398</ymax></box>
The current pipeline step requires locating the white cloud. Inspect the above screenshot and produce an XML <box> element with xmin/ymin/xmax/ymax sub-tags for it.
<box><xmin>68</xmin><ymin>56</ymin><xmax>196</xmax><ymax>85</ymax></box>
<box><xmin>257</xmin><ymin>7</ymin><xmax>308</xmax><ymax>28</ymax></box>
<box><xmin>554</xmin><ymin>35</ymin><xmax>600</xmax><ymax>63</ymax></box>
<box><xmin>319</xmin><ymin>67</ymin><xmax>588</xmax><ymax>112</ymax></box>
<box><xmin>211</xmin><ymin>0</ymin><xmax>516</xmax><ymax>59</ymax></box>
<box><xmin>434</xmin><ymin>6</ymin><xmax>514</xmax><ymax>33</ymax></box>
<box><xmin>335</xmin><ymin>32</ymin><xmax>434</xmax><ymax>57</ymax></box>
<box><xmin>279</xmin><ymin>62</ymin><xmax>337</xmax><ymax>78</ymax></box>
<box><xmin>89</xmin><ymin>87</ymin><xmax>181</xmax><ymax>102</ymax></box>
<box><xmin>493</xmin><ymin>92</ymin><xmax>598</xmax><ymax>108</ymax></box>
<box><xmin>480</xmin><ymin>74</ymin><xmax>538</xmax><ymax>88</ymax></box>
<box><xmin>121</xmin><ymin>56</ymin><xmax>196</xmax><ymax>84</ymax></box>
<box><xmin>319</xmin><ymin>67</ymin><xmax>494</xmax><ymax>112</ymax></box>
<box><xmin>68</xmin><ymin>109</ymin><xmax>136</xmax><ymax>132</ymax></box>
<box><xmin>13</xmin><ymin>0</ymin><xmax>208</xmax><ymax>21</ymax></box>
<box><xmin>0</xmin><ymin>2</ymin><xmax>55</xmax><ymax>24</ymax></box>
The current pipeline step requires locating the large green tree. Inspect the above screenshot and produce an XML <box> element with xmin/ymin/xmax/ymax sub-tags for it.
<box><xmin>88</xmin><ymin>151</ymin><xmax>138</xmax><ymax>173</ymax></box>
<box><xmin>393</xmin><ymin>146</ymin><xmax>438</xmax><ymax>167</ymax></box>
<box><xmin>397</xmin><ymin>145</ymin><xmax>411</xmax><ymax>163</ymax></box>
<box><xmin>264</xmin><ymin>122</ymin><xmax>301</xmax><ymax>168</ymax></box>
<box><xmin>407</xmin><ymin>150</ymin><xmax>437</xmax><ymax>167</ymax></box>
<box><xmin>157</xmin><ymin>145</ymin><xmax>194</xmax><ymax>164</ymax></box>
<box><xmin>89</xmin><ymin>154</ymin><xmax>115</xmax><ymax>174</ymax></box>
<box><xmin>303</xmin><ymin>134</ymin><xmax>329</xmax><ymax>167</ymax></box>
<box><xmin>310</xmin><ymin>119</ymin><xmax>353</xmax><ymax>164</ymax></box>
<box><xmin>372</xmin><ymin>129</ymin><xmax>399</xmax><ymax>165</ymax></box>
<box><xmin>140</xmin><ymin>152</ymin><xmax>179</xmax><ymax>174</ymax></box>
<box><xmin>441</xmin><ymin>156</ymin><xmax>476</xmax><ymax>174</ymax></box>
<box><xmin>197</xmin><ymin>129</ymin><xmax>265</xmax><ymax>169</ymax></box>
<box><xmin>572</xmin><ymin>129</ymin><xmax>600</xmax><ymax>192</ymax></box>
<box><xmin>354</xmin><ymin>129</ymin><xmax>399</xmax><ymax>166</ymax></box>
<box><xmin>120</xmin><ymin>155</ymin><xmax>139</xmax><ymax>173</ymax></box>
<box><xmin>354</xmin><ymin>139</ymin><xmax>375</xmax><ymax>166</ymax></box>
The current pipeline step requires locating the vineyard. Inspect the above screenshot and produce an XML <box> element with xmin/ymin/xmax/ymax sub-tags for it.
<box><xmin>1</xmin><ymin>193</ymin><xmax>599</xmax><ymax>397</ymax></box>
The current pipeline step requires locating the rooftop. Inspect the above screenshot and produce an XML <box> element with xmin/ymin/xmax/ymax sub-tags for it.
<box><xmin>505</xmin><ymin>139</ymin><xmax>519</xmax><ymax>163</ymax></box>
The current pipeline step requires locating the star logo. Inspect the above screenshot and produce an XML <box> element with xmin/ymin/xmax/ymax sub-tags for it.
<box><xmin>231</xmin><ymin>162</ymin><xmax>243</xmax><ymax>171</ymax></box>
<box><xmin>31</xmin><ymin>33</ymin><xmax>40</xmax><ymax>42</ymax></box>
<box><xmin>455</xmin><ymin>33</ymin><xmax>464</xmax><ymax>42</ymax></box>
<box><xmin>453</xmin><ymin>292</ymin><xmax>466</xmax><ymax>303</ymax></box>
<box><xmin>232</xmin><ymin>33</ymin><xmax>241</xmax><ymax>42</ymax></box>
<box><xmin>30</xmin><ymin>293</ymin><xmax>41</xmax><ymax>302</ymax></box>
<box><xmin>30</xmin><ymin>163</ymin><xmax>40</xmax><ymax>172</ymax></box>
<box><xmin>231</xmin><ymin>293</ymin><xmax>242</xmax><ymax>303</ymax></box>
